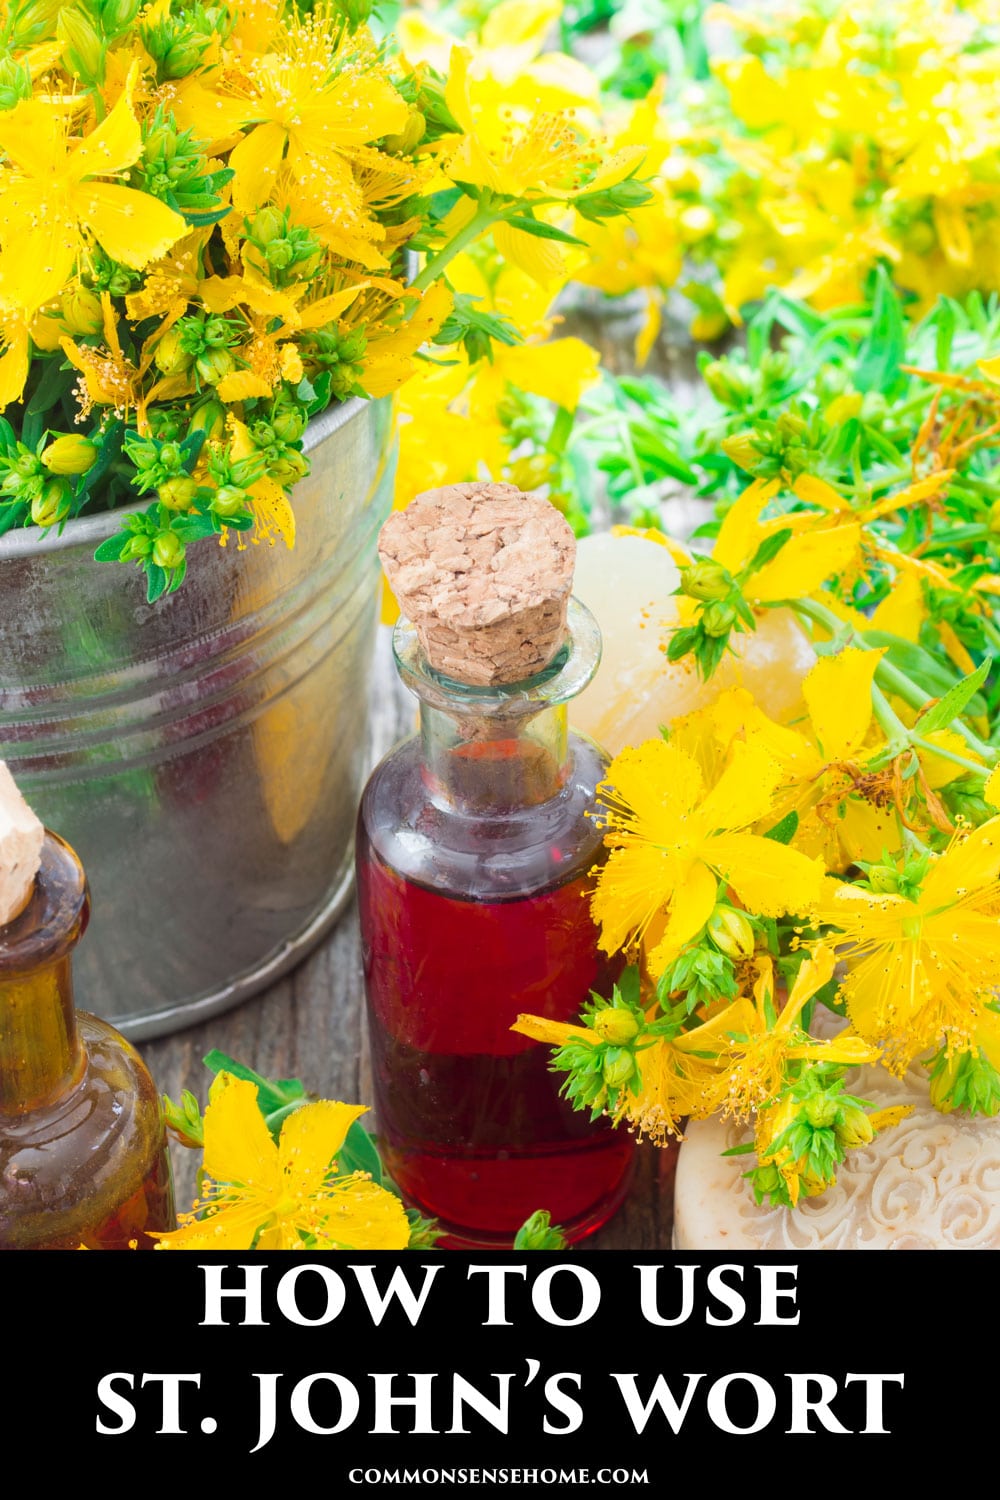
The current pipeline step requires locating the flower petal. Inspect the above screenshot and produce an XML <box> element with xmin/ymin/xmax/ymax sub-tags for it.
<box><xmin>709</xmin><ymin>831</ymin><xmax>824</xmax><ymax>916</ymax></box>
<box><xmin>695</xmin><ymin>737</ymin><xmax>782</xmax><ymax>834</ymax></box>
<box><xmin>313</xmin><ymin>1176</ymin><xmax>411</xmax><ymax>1251</ymax></box>
<box><xmin>70</xmin><ymin>74</ymin><xmax>143</xmax><ymax>181</ymax></box>
<box><xmin>277</xmin><ymin>1100</ymin><xmax>367</xmax><ymax>1189</ymax></box>
<box><xmin>201</xmin><ymin>1075</ymin><xmax>279</xmax><ymax>1194</ymax></box>
<box><xmin>74</xmin><ymin>182</ymin><xmax>186</xmax><ymax>269</ymax></box>
<box><xmin>921</xmin><ymin>819</ymin><xmax>1000</xmax><ymax>910</ymax></box>
<box><xmin>151</xmin><ymin>1199</ymin><xmax>271</xmax><ymax>1251</ymax></box>
<box><xmin>803</xmin><ymin>646</ymin><xmax>886</xmax><ymax>760</ymax></box>
<box><xmin>646</xmin><ymin>858</ymin><xmax>718</xmax><ymax>972</ymax></box>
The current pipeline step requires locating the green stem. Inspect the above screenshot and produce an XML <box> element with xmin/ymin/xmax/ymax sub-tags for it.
<box><xmin>411</xmin><ymin>204</ymin><xmax>498</xmax><ymax>293</ymax></box>
<box><xmin>911</xmin><ymin>737</ymin><xmax>988</xmax><ymax>777</ymax></box>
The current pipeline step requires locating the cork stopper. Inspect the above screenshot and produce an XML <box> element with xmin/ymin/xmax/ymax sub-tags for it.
<box><xmin>0</xmin><ymin>763</ymin><xmax>44</xmax><ymax>926</ymax></box>
<box><xmin>378</xmin><ymin>481</ymin><xmax>576</xmax><ymax>687</ymax></box>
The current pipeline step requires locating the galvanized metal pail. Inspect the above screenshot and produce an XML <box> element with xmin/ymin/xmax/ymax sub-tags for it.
<box><xmin>0</xmin><ymin>395</ymin><xmax>395</xmax><ymax>1039</ymax></box>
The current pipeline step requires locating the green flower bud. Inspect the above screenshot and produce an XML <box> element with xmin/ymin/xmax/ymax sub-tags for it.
<box><xmin>682</xmin><ymin>559</ymin><xmax>732</xmax><ymax>602</ymax></box>
<box><xmin>203</xmin><ymin>316</ymin><xmax>235</xmax><ymax>349</ymax></box>
<box><xmin>752</xmin><ymin>1162</ymin><xmax>782</xmax><ymax>1195</ymax></box>
<box><xmin>154</xmin><ymin>327</ymin><xmax>194</xmax><ymax>376</ymax></box>
<box><xmin>121</xmin><ymin>533</ymin><xmax>154</xmax><ymax>561</ymax></box>
<box><xmin>701</xmin><ymin>359</ymin><xmax>750</xmax><ymax>407</ymax></box>
<box><xmin>383</xmin><ymin>110</ymin><xmax>426</xmax><ymax>156</ymax></box>
<box><xmin>591</xmin><ymin>1008</ymin><xmax>640</xmax><ymax>1045</ymax></box>
<box><xmin>10</xmin><ymin>0</ymin><xmax>62</xmax><ymax>48</ymax></box>
<box><xmin>835</xmin><ymin>1102</ymin><xmax>875</xmax><ymax>1148</ymax></box>
<box><xmin>60</xmin><ymin>284</ymin><xmax>104</xmax><ymax>336</ymax></box>
<box><xmin>127</xmin><ymin>438</ymin><xmax>160</xmax><ymax>471</ymax></box>
<box><xmin>866</xmin><ymin>864</ymin><xmax>899</xmax><ymax>894</ymax></box>
<box><xmin>0</xmin><ymin>54</ymin><xmax>32</xmax><ymax>111</ymax></box>
<box><xmin>249</xmin><ymin>206</ymin><xmax>286</xmax><ymax>246</ymax></box>
<box><xmin>58</xmin><ymin>6</ymin><xmax>106</xmax><ymax>85</ymax></box>
<box><xmin>601</xmin><ymin>1048</ymin><xmax>635</xmax><ymax>1089</ymax></box>
<box><xmin>701</xmin><ymin>600</ymin><xmax>737</xmax><ymax>637</ymax></box>
<box><xmin>189</xmin><ymin>399</ymin><xmax>226</xmax><ymax>441</ymax></box>
<box><xmin>196</xmin><ymin>347</ymin><xmax>235</xmax><ymax>385</ymax></box>
<box><xmin>158</xmin><ymin>442</ymin><xmax>183</xmax><ymax>472</ymax></box>
<box><xmin>42</xmin><ymin>434</ymin><xmax>98</xmax><ymax>475</ymax></box>
<box><xmin>268</xmin><ymin>451</ymin><xmax>309</xmax><ymax>485</ymax></box>
<box><xmin>31</xmin><ymin>477</ymin><xmax>72</xmax><ymax>527</ymax></box>
<box><xmin>271</xmin><ymin>408</ymin><xmax>306</xmax><ymax>444</ymax></box>
<box><xmin>14</xmin><ymin>450</ymin><xmax>41</xmax><ymax>478</ymax></box>
<box><xmin>157</xmin><ymin>475</ymin><xmax>198</xmax><ymax>510</ymax></box>
<box><xmin>211</xmin><ymin>484</ymin><xmax>248</xmax><ymax>518</ymax></box>
<box><xmin>706</xmin><ymin>905</ymin><xmax>755</xmax><ymax>959</ymax></box>
<box><xmin>100</xmin><ymin>0</ymin><xmax>141</xmax><ymax>33</ymax></box>
<box><xmin>803</xmin><ymin>1094</ymin><xmax>840</xmax><ymax>1129</ymax></box>
<box><xmin>230</xmin><ymin>456</ymin><xmax>266</xmax><ymax>488</ymax></box>
<box><xmin>152</xmin><ymin>530</ymin><xmax>185</xmax><ymax>569</ymax></box>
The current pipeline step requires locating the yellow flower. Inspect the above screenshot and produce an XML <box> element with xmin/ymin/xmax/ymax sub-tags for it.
<box><xmin>591</xmin><ymin>736</ymin><xmax>825</xmax><ymax>974</ymax></box>
<box><xmin>819</xmin><ymin>821</ymin><xmax>1000</xmax><ymax>1072</ymax></box>
<box><xmin>152</xmin><ymin>1074</ymin><xmax>410</xmax><ymax>1251</ymax></box>
<box><xmin>0</xmin><ymin>68</ymin><xmax>186</xmax><ymax>317</ymax></box>
<box><xmin>220</xmin><ymin>23</ymin><xmax>409</xmax><ymax>216</ymax></box>
<box><xmin>671</xmin><ymin>947</ymin><xmax>879</xmax><ymax>1120</ymax></box>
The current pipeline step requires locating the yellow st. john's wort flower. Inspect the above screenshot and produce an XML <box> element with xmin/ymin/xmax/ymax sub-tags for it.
<box><xmin>152</xmin><ymin>1075</ymin><xmax>410</xmax><ymax>1251</ymax></box>
<box><xmin>818</xmin><ymin>820</ymin><xmax>1000</xmax><ymax>1074</ymax></box>
<box><xmin>0</xmin><ymin>69</ymin><xmax>186</xmax><ymax>318</ymax></box>
<box><xmin>669</xmin><ymin>947</ymin><xmax>879</xmax><ymax>1121</ymax></box>
<box><xmin>591</xmin><ymin>737</ymin><xmax>825</xmax><ymax>975</ymax></box>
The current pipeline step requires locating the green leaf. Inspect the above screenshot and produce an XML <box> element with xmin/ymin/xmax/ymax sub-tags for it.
<box><xmin>0</xmin><ymin>500</ymin><xmax>26</xmax><ymax>537</ymax></box>
<box><xmin>741</xmin><ymin>526</ymin><xmax>792</xmax><ymax>579</ymax></box>
<box><xmin>93</xmin><ymin>530</ymin><xmax>131</xmax><ymax>562</ymax></box>
<box><xmin>202</xmin><ymin>1050</ymin><xmax>308</xmax><ymax>1117</ymax></box>
<box><xmin>78</xmin><ymin>419</ymin><xmax>124</xmax><ymax>498</ymax></box>
<box><xmin>764</xmin><ymin>809</ymin><xmax>799</xmax><ymax>844</ymax></box>
<box><xmin>27</xmin><ymin>356</ymin><xmax>71</xmax><ymax>418</ymax></box>
<box><xmin>854</xmin><ymin>264</ymin><xmax>905</xmax><ymax>394</ymax></box>
<box><xmin>504</xmin><ymin>215</ymin><xmax>586</xmax><ymax>246</ymax></box>
<box><xmin>145</xmin><ymin>561</ymin><xmax>168</xmax><ymax>602</ymax></box>
<box><xmin>336</xmin><ymin>1119</ymin><xmax>384</xmax><ymax>1185</ymax></box>
<box><xmin>917</xmin><ymin>657</ymin><xmax>992</xmax><ymax>734</ymax></box>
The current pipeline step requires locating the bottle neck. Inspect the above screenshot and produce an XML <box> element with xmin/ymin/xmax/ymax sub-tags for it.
<box><xmin>0</xmin><ymin>833</ymin><xmax>88</xmax><ymax>1116</ymax></box>
<box><xmin>420</xmin><ymin>700</ymin><xmax>570</xmax><ymax>812</ymax></box>
<box><xmin>394</xmin><ymin>598</ymin><xmax>603</xmax><ymax>817</ymax></box>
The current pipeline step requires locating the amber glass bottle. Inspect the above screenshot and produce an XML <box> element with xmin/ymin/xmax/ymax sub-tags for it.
<box><xmin>357</xmin><ymin>601</ymin><xmax>635</xmax><ymax>1248</ymax></box>
<box><xmin>0</xmin><ymin>832</ymin><xmax>174</xmax><ymax>1249</ymax></box>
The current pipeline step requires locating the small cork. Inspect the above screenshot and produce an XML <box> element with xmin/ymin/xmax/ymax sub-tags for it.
<box><xmin>379</xmin><ymin>481</ymin><xmax>576</xmax><ymax>686</ymax></box>
<box><xmin>0</xmin><ymin>763</ymin><xmax>44</xmax><ymax>925</ymax></box>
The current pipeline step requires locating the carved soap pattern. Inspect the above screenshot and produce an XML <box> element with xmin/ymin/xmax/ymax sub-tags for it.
<box><xmin>674</xmin><ymin>1054</ymin><xmax>1000</xmax><ymax>1250</ymax></box>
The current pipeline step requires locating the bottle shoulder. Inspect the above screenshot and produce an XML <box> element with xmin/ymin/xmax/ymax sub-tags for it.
<box><xmin>357</xmin><ymin>732</ymin><xmax>610</xmax><ymax>901</ymax></box>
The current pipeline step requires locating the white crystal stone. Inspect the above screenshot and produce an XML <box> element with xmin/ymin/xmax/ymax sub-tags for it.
<box><xmin>0</xmin><ymin>762</ymin><xmax>44</xmax><ymax>926</ymax></box>
<box><xmin>570</xmin><ymin>532</ymin><xmax>816</xmax><ymax>756</ymax></box>
<box><xmin>673</xmin><ymin>1055</ymin><xmax>1000</xmax><ymax>1250</ymax></box>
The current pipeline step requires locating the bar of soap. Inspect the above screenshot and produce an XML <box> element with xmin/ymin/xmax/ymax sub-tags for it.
<box><xmin>0</xmin><ymin>762</ymin><xmax>44</xmax><ymax>925</ymax></box>
<box><xmin>673</xmin><ymin>1056</ymin><xmax>1000</xmax><ymax>1249</ymax></box>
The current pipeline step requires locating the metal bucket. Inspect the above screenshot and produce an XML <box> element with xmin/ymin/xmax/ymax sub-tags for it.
<box><xmin>0</xmin><ymin>395</ymin><xmax>396</xmax><ymax>1039</ymax></box>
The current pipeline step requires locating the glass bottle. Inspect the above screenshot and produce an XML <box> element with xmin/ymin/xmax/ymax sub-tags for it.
<box><xmin>357</xmin><ymin>600</ymin><xmax>635</xmax><ymax>1248</ymax></box>
<box><xmin>0</xmin><ymin>831</ymin><xmax>175</xmax><ymax>1249</ymax></box>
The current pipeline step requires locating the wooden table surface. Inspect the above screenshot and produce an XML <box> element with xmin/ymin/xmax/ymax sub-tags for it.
<box><xmin>141</xmin><ymin>292</ymin><xmax>696</xmax><ymax>1249</ymax></box>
